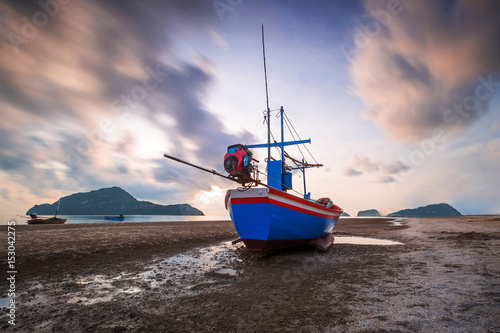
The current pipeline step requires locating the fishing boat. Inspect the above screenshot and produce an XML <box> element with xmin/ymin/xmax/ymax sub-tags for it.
<box><xmin>163</xmin><ymin>26</ymin><xmax>342</xmax><ymax>256</ymax></box>
<box><xmin>27</xmin><ymin>200</ymin><xmax>67</xmax><ymax>224</ymax></box>
<box><xmin>104</xmin><ymin>215</ymin><xmax>125</xmax><ymax>221</ymax></box>
<box><xmin>222</xmin><ymin>105</ymin><xmax>343</xmax><ymax>256</ymax></box>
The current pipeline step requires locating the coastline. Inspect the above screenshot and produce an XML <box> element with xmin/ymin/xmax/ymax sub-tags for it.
<box><xmin>0</xmin><ymin>215</ymin><xmax>231</xmax><ymax>225</ymax></box>
<box><xmin>1</xmin><ymin>216</ymin><xmax>499</xmax><ymax>332</ymax></box>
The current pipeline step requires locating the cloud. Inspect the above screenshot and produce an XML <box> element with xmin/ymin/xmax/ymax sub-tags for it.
<box><xmin>350</xmin><ymin>0</ymin><xmax>500</xmax><ymax>142</ymax></box>
<box><xmin>487</xmin><ymin>138</ymin><xmax>500</xmax><ymax>160</ymax></box>
<box><xmin>344</xmin><ymin>168</ymin><xmax>363</xmax><ymax>176</ymax></box>
<box><xmin>209</xmin><ymin>29</ymin><xmax>229</xmax><ymax>50</ymax></box>
<box><xmin>376</xmin><ymin>176</ymin><xmax>395</xmax><ymax>184</ymax></box>
<box><xmin>345</xmin><ymin>153</ymin><xmax>410</xmax><ymax>181</ymax></box>
<box><xmin>490</xmin><ymin>122</ymin><xmax>500</xmax><ymax>132</ymax></box>
<box><xmin>352</xmin><ymin>154</ymin><xmax>379</xmax><ymax>172</ymax></box>
<box><xmin>0</xmin><ymin>188</ymin><xmax>10</xmax><ymax>201</ymax></box>
<box><xmin>0</xmin><ymin>0</ymin><xmax>256</xmax><ymax>211</ymax></box>
<box><xmin>379</xmin><ymin>160</ymin><xmax>410</xmax><ymax>174</ymax></box>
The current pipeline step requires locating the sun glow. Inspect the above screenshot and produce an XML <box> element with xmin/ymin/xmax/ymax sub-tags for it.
<box><xmin>193</xmin><ymin>186</ymin><xmax>227</xmax><ymax>216</ymax></box>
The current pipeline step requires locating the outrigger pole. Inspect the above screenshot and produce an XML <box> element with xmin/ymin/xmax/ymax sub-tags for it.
<box><xmin>163</xmin><ymin>153</ymin><xmax>270</xmax><ymax>189</ymax></box>
<box><xmin>163</xmin><ymin>153</ymin><xmax>236</xmax><ymax>182</ymax></box>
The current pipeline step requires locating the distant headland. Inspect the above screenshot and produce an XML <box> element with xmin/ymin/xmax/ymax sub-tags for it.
<box><xmin>388</xmin><ymin>203</ymin><xmax>461</xmax><ymax>218</ymax></box>
<box><xmin>352</xmin><ymin>203</ymin><xmax>462</xmax><ymax>218</ymax></box>
<box><xmin>26</xmin><ymin>186</ymin><xmax>204</xmax><ymax>216</ymax></box>
<box><xmin>357</xmin><ymin>209</ymin><xmax>381</xmax><ymax>217</ymax></box>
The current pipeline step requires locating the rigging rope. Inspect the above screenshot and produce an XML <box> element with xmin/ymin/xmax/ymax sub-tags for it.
<box><xmin>262</xmin><ymin>108</ymin><xmax>322</xmax><ymax>171</ymax></box>
<box><xmin>263</xmin><ymin>110</ymin><xmax>286</xmax><ymax>160</ymax></box>
<box><xmin>283</xmin><ymin>112</ymin><xmax>320</xmax><ymax>165</ymax></box>
<box><xmin>282</xmin><ymin>114</ymin><xmax>306</xmax><ymax>162</ymax></box>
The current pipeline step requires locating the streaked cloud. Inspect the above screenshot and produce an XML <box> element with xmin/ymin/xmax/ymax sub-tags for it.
<box><xmin>0</xmin><ymin>0</ymin><xmax>256</xmax><ymax>211</ymax></box>
<box><xmin>490</xmin><ymin>121</ymin><xmax>500</xmax><ymax>132</ymax></box>
<box><xmin>350</xmin><ymin>0</ymin><xmax>500</xmax><ymax>142</ymax></box>
<box><xmin>487</xmin><ymin>138</ymin><xmax>500</xmax><ymax>160</ymax></box>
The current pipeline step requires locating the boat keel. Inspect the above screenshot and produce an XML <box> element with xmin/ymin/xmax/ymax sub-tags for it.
<box><xmin>241</xmin><ymin>233</ymin><xmax>335</xmax><ymax>257</ymax></box>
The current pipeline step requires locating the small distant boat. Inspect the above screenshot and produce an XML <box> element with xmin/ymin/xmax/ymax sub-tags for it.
<box><xmin>27</xmin><ymin>200</ymin><xmax>67</xmax><ymax>224</ymax></box>
<box><xmin>27</xmin><ymin>214</ymin><xmax>67</xmax><ymax>224</ymax></box>
<box><xmin>104</xmin><ymin>215</ymin><xmax>125</xmax><ymax>221</ymax></box>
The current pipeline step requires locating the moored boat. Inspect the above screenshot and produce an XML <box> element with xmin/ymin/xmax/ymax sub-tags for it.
<box><xmin>220</xmin><ymin>104</ymin><xmax>343</xmax><ymax>256</ymax></box>
<box><xmin>104</xmin><ymin>215</ymin><xmax>125</xmax><ymax>221</ymax></box>
<box><xmin>27</xmin><ymin>214</ymin><xmax>67</xmax><ymax>224</ymax></box>
<box><xmin>27</xmin><ymin>199</ymin><xmax>67</xmax><ymax>224</ymax></box>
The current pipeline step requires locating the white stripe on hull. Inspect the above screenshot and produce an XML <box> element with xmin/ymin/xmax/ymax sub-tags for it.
<box><xmin>228</xmin><ymin>188</ymin><xmax>341</xmax><ymax>218</ymax></box>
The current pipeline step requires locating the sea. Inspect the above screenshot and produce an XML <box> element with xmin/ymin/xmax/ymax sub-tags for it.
<box><xmin>0</xmin><ymin>215</ymin><xmax>231</xmax><ymax>225</ymax></box>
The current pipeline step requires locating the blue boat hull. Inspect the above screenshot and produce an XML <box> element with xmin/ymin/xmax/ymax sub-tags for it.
<box><xmin>226</xmin><ymin>188</ymin><xmax>342</xmax><ymax>256</ymax></box>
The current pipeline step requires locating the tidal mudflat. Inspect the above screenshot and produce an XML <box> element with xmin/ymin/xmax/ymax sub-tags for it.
<box><xmin>1</xmin><ymin>217</ymin><xmax>499</xmax><ymax>332</ymax></box>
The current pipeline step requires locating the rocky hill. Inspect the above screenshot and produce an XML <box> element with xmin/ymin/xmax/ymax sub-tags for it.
<box><xmin>26</xmin><ymin>186</ymin><xmax>204</xmax><ymax>216</ymax></box>
<box><xmin>357</xmin><ymin>209</ymin><xmax>382</xmax><ymax>217</ymax></box>
<box><xmin>388</xmin><ymin>203</ymin><xmax>461</xmax><ymax>218</ymax></box>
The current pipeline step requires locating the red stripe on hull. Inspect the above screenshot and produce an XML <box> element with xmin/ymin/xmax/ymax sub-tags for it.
<box><xmin>230</xmin><ymin>197</ymin><xmax>338</xmax><ymax>219</ymax></box>
<box><xmin>241</xmin><ymin>233</ymin><xmax>335</xmax><ymax>257</ymax></box>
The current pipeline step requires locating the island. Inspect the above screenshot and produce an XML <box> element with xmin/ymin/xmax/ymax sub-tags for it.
<box><xmin>388</xmin><ymin>203</ymin><xmax>461</xmax><ymax>218</ymax></box>
<box><xmin>357</xmin><ymin>209</ymin><xmax>382</xmax><ymax>217</ymax></box>
<box><xmin>26</xmin><ymin>186</ymin><xmax>204</xmax><ymax>216</ymax></box>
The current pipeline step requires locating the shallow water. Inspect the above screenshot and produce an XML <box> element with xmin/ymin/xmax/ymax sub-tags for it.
<box><xmin>142</xmin><ymin>241</ymin><xmax>241</xmax><ymax>285</ymax></box>
<box><xmin>216</xmin><ymin>268</ymin><xmax>238</xmax><ymax>276</ymax></box>
<box><xmin>334</xmin><ymin>236</ymin><xmax>403</xmax><ymax>245</ymax></box>
<box><xmin>389</xmin><ymin>218</ymin><xmax>407</xmax><ymax>227</ymax></box>
<box><xmin>0</xmin><ymin>214</ymin><xmax>231</xmax><ymax>225</ymax></box>
<box><xmin>0</xmin><ymin>297</ymin><xmax>12</xmax><ymax>308</ymax></box>
<box><xmin>37</xmin><ymin>241</ymin><xmax>243</xmax><ymax>306</ymax></box>
<box><xmin>26</xmin><ymin>294</ymin><xmax>48</xmax><ymax>305</ymax></box>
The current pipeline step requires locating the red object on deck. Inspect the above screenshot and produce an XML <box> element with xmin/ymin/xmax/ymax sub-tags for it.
<box><xmin>223</xmin><ymin>144</ymin><xmax>250</xmax><ymax>176</ymax></box>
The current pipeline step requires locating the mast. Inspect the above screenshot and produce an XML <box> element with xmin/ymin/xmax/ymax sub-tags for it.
<box><xmin>55</xmin><ymin>199</ymin><xmax>61</xmax><ymax>218</ymax></box>
<box><xmin>248</xmin><ymin>26</ymin><xmax>317</xmax><ymax>194</ymax></box>
<box><xmin>262</xmin><ymin>24</ymin><xmax>271</xmax><ymax>163</ymax></box>
<box><xmin>280</xmin><ymin>106</ymin><xmax>285</xmax><ymax>180</ymax></box>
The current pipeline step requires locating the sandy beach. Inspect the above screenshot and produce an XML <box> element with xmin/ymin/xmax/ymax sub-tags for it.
<box><xmin>1</xmin><ymin>216</ymin><xmax>499</xmax><ymax>332</ymax></box>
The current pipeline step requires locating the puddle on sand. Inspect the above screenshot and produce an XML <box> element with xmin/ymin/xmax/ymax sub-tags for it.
<box><xmin>334</xmin><ymin>236</ymin><xmax>403</xmax><ymax>245</ymax></box>
<box><xmin>390</xmin><ymin>218</ymin><xmax>407</xmax><ymax>227</ymax></box>
<box><xmin>216</xmin><ymin>269</ymin><xmax>238</xmax><ymax>276</ymax></box>
<box><xmin>0</xmin><ymin>297</ymin><xmax>14</xmax><ymax>308</ymax></box>
<box><xmin>142</xmin><ymin>241</ymin><xmax>242</xmax><ymax>288</ymax></box>
<box><xmin>59</xmin><ymin>241</ymin><xmax>243</xmax><ymax>305</ymax></box>
<box><xmin>27</xmin><ymin>294</ymin><xmax>48</xmax><ymax>305</ymax></box>
<box><xmin>64</xmin><ymin>273</ymin><xmax>143</xmax><ymax>305</ymax></box>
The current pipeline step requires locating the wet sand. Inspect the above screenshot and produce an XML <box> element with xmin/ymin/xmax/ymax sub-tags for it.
<box><xmin>1</xmin><ymin>216</ymin><xmax>499</xmax><ymax>332</ymax></box>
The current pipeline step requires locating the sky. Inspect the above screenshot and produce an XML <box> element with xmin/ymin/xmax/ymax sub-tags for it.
<box><xmin>0</xmin><ymin>0</ymin><xmax>499</xmax><ymax>217</ymax></box>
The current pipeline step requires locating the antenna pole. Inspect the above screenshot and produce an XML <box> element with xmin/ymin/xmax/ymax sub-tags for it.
<box><xmin>262</xmin><ymin>24</ymin><xmax>271</xmax><ymax>162</ymax></box>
